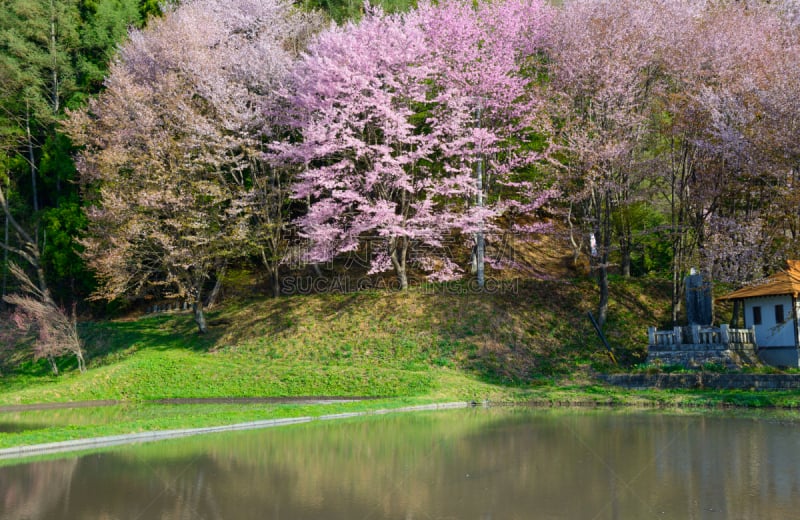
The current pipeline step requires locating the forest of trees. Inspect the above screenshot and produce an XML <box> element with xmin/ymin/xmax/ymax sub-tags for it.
<box><xmin>3</xmin><ymin>0</ymin><xmax>800</xmax><ymax>362</ymax></box>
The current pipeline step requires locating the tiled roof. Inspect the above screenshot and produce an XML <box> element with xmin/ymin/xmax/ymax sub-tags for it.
<box><xmin>717</xmin><ymin>260</ymin><xmax>800</xmax><ymax>300</ymax></box>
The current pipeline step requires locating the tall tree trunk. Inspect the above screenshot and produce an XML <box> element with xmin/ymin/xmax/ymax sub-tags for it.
<box><xmin>189</xmin><ymin>272</ymin><xmax>208</xmax><ymax>334</ymax></box>
<box><xmin>567</xmin><ymin>203</ymin><xmax>584</xmax><ymax>268</ymax></box>
<box><xmin>193</xmin><ymin>299</ymin><xmax>208</xmax><ymax>334</ymax></box>
<box><xmin>474</xmin><ymin>103</ymin><xmax>485</xmax><ymax>289</ymax></box>
<box><xmin>25</xmin><ymin>102</ymin><xmax>39</xmax><ymax>213</ymax></box>
<box><xmin>50</xmin><ymin>0</ymin><xmax>60</xmax><ymax>115</ymax></box>
<box><xmin>619</xmin><ymin>213</ymin><xmax>632</xmax><ymax>278</ymax></box>
<box><xmin>48</xmin><ymin>0</ymin><xmax>62</xmax><ymax>193</ymax></box>
<box><xmin>260</xmin><ymin>248</ymin><xmax>281</xmax><ymax>298</ymax></box>
<box><xmin>596</xmin><ymin>195</ymin><xmax>612</xmax><ymax>328</ymax></box>
<box><xmin>270</xmin><ymin>264</ymin><xmax>280</xmax><ymax>298</ymax></box>
<box><xmin>189</xmin><ymin>271</ymin><xmax>208</xmax><ymax>334</ymax></box>
<box><xmin>620</xmin><ymin>247</ymin><xmax>631</xmax><ymax>278</ymax></box>
<box><xmin>672</xmin><ymin>260</ymin><xmax>683</xmax><ymax>326</ymax></box>
<box><xmin>671</xmin><ymin>234</ymin><xmax>682</xmax><ymax>325</ymax></box>
<box><xmin>69</xmin><ymin>303</ymin><xmax>85</xmax><ymax>372</ymax></box>
<box><xmin>390</xmin><ymin>237</ymin><xmax>409</xmax><ymax>291</ymax></box>
<box><xmin>589</xmin><ymin>183</ymin><xmax>614</xmax><ymax>328</ymax></box>
<box><xmin>475</xmin><ymin>230</ymin><xmax>485</xmax><ymax>290</ymax></box>
<box><xmin>670</xmin><ymin>139</ymin><xmax>683</xmax><ymax>325</ymax></box>
<box><xmin>597</xmin><ymin>261</ymin><xmax>609</xmax><ymax>328</ymax></box>
<box><xmin>669</xmin><ymin>139</ymin><xmax>695</xmax><ymax>325</ymax></box>
<box><xmin>615</xmin><ymin>164</ymin><xmax>636</xmax><ymax>279</ymax></box>
<box><xmin>1</xmin><ymin>214</ymin><xmax>8</xmax><ymax>309</ymax></box>
<box><xmin>396</xmin><ymin>265</ymin><xmax>408</xmax><ymax>290</ymax></box>
<box><xmin>205</xmin><ymin>265</ymin><xmax>226</xmax><ymax>308</ymax></box>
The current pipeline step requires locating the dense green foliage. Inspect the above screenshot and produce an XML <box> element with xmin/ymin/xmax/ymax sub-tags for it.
<box><xmin>299</xmin><ymin>0</ymin><xmax>415</xmax><ymax>22</ymax></box>
<box><xmin>0</xmin><ymin>0</ymin><xmax>148</xmax><ymax>305</ymax></box>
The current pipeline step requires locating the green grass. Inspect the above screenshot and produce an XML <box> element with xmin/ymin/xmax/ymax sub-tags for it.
<box><xmin>3</xmin><ymin>278</ymin><xmax>649</xmax><ymax>402</ymax></box>
<box><xmin>0</xmin><ymin>400</ymin><xmax>415</xmax><ymax>449</ymax></box>
<box><xmin>0</xmin><ymin>349</ymin><xmax>437</xmax><ymax>403</ymax></box>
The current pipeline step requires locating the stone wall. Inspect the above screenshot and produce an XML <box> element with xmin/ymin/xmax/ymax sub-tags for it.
<box><xmin>600</xmin><ymin>373</ymin><xmax>800</xmax><ymax>390</ymax></box>
<box><xmin>647</xmin><ymin>345</ymin><xmax>760</xmax><ymax>369</ymax></box>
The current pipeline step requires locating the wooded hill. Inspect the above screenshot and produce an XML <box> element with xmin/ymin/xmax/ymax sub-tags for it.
<box><xmin>2</xmin><ymin>0</ymin><xmax>799</xmax><ymax>374</ymax></box>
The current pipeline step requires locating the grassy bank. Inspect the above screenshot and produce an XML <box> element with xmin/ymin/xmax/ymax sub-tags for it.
<box><xmin>2</xmin><ymin>277</ymin><xmax>800</xmax><ymax>450</ymax></box>
<box><xmin>1</xmin><ymin>277</ymin><xmax>669</xmax><ymax>402</ymax></box>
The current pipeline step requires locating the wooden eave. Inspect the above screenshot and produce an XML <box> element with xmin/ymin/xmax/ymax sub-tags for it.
<box><xmin>717</xmin><ymin>260</ymin><xmax>800</xmax><ymax>301</ymax></box>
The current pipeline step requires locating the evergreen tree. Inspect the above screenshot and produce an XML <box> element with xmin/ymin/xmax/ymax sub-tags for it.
<box><xmin>0</xmin><ymin>0</ymin><xmax>143</xmax><ymax>305</ymax></box>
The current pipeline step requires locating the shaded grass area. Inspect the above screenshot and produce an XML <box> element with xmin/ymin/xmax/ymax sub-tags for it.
<box><xmin>206</xmin><ymin>276</ymin><xmax>671</xmax><ymax>383</ymax></box>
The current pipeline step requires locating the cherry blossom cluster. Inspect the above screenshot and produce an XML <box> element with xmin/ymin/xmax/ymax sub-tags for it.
<box><xmin>280</xmin><ymin>0</ymin><xmax>554</xmax><ymax>287</ymax></box>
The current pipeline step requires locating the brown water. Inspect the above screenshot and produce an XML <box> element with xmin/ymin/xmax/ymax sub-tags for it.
<box><xmin>2</xmin><ymin>407</ymin><xmax>800</xmax><ymax>520</ymax></box>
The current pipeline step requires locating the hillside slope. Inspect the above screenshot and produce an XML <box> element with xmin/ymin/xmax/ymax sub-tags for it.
<box><xmin>0</xmin><ymin>276</ymin><xmax>673</xmax><ymax>405</ymax></box>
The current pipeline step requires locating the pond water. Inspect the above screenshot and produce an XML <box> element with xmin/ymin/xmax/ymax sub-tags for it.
<box><xmin>2</xmin><ymin>407</ymin><xmax>800</xmax><ymax>519</ymax></box>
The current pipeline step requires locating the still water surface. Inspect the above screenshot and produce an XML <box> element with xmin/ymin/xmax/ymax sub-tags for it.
<box><xmin>2</xmin><ymin>407</ymin><xmax>800</xmax><ymax>520</ymax></box>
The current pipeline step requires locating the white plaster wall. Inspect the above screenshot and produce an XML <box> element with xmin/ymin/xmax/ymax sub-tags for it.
<box><xmin>797</xmin><ymin>299</ymin><xmax>800</xmax><ymax>349</ymax></box>
<box><xmin>744</xmin><ymin>295</ymin><xmax>796</xmax><ymax>348</ymax></box>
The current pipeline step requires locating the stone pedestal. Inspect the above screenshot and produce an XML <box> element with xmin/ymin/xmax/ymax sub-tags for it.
<box><xmin>647</xmin><ymin>325</ymin><xmax>759</xmax><ymax>369</ymax></box>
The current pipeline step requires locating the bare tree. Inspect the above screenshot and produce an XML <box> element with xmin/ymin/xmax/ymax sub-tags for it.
<box><xmin>0</xmin><ymin>185</ymin><xmax>84</xmax><ymax>374</ymax></box>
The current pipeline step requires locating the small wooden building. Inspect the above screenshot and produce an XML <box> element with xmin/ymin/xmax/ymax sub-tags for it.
<box><xmin>718</xmin><ymin>260</ymin><xmax>800</xmax><ymax>367</ymax></box>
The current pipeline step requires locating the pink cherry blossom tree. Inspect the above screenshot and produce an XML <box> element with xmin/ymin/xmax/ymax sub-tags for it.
<box><xmin>548</xmin><ymin>0</ymin><xmax>668</xmax><ymax>326</ymax></box>
<box><xmin>688</xmin><ymin>3</ymin><xmax>800</xmax><ymax>283</ymax></box>
<box><xmin>280</xmin><ymin>6</ymin><xmax>446</xmax><ymax>290</ymax></box>
<box><xmin>67</xmin><ymin>0</ymin><xmax>322</xmax><ymax>332</ymax></box>
<box><xmin>547</xmin><ymin>0</ymin><xmax>794</xmax><ymax>325</ymax></box>
<box><xmin>281</xmin><ymin>0</ymin><xmax>553</xmax><ymax>290</ymax></box>
<box><xmin>653</xmin><ymin>0</ymin><xmax>792</xmax><ymax>318</ymax></box>
<box><xmin>417</xmin><ymin>0</ymin><xmax>554</xmax><ymax>287</ymax></box>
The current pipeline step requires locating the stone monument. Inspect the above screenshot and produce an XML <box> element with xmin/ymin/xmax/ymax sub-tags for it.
<box><xmin>685</xmin><ymin>268</ymin><xmax>712</xmax><ymax>326</ymax></box>
<box><xmin>646</xmin><ymin>269</ymin><xmax>759</xmax><ymax>368</ymax></box>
